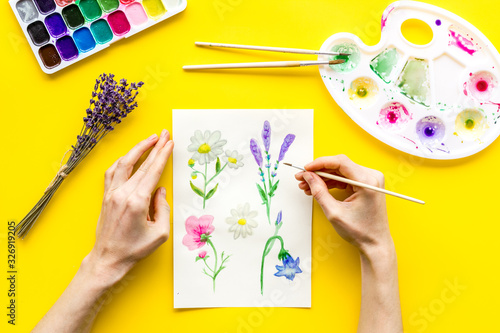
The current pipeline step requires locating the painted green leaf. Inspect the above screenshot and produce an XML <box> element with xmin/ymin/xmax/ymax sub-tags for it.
<box><xmin>216</xmin><ymin>157</ymin><xmax>221</xmax><ymax>173</ymax></box>
<box><xmin>269</xmin><ymin>180</ymin><xmax>280</xmax><ymax>197</ymax></box>
<box><xmin>257</xmin><ymin>184</ymin><xmax>267</xmax><ymax>204</ymax></box>
<box><xmin>190</xmin><ymin>181</ymin><xmax>205</xmax><ymax>198</ymax></box>
<box><xmin>205</xmin><ymin>183</ymin><xmax>219</xmax><ymax>200</ymax></box>
<box><xmin>195</xmin><ymin>256</ymin><xmax>202</xmax><ymax>262</ymax></box>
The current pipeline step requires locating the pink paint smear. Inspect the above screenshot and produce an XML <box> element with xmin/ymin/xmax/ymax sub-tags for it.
<box><xmin>381</xmin><ymin>5</ymin><xmax>395</xmax><ymax>30</ymax></box>
<box><xmin>449</xmin><ymin>30</ymin><xmax>477</xmax><ymax>55</ymax></box>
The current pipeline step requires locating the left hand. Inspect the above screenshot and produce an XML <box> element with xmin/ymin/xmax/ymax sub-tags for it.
<box><xmin>85</xmin><ymin>130</ymin><xmax>174</xmax><ymax>285</ymax></box>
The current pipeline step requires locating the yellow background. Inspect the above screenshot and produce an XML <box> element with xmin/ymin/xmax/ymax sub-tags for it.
<box><xmin>1</xmin><ymin>0</ymin><xmax>498</xmax><ymax>332</ymax></box>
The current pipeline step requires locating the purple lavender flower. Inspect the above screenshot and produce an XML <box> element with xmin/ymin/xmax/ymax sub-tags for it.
<box><xmin>278</xmin><ymin>134</ymin><xmax>296</xmax><ymax>162</ymax></box>
<box><xmin>250</xmin><ymin>139</ymin><xmax>263</xmax><ymax>168</ymax></box>
<box><xmin>262</xmin><ymin>120</ymin><xmax>271</xmax><ymax>152</ymax></box>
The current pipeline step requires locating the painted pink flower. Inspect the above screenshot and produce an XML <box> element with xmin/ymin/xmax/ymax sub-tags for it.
<box><xmin>182</xmin><ymin>215</ymin><xmax>215</xmax><ymax>250</ymax></box>
<box><xmin>198</xmin><ymin>250</ymin><xmax>207</xmax><ymax>258</ymax></box>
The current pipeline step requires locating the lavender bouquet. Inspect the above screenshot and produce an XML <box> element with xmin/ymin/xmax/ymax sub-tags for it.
<box><xmin>15</xmin><ymin>73</ymin><xmax>144</xmax><ymax>238</ymax></box>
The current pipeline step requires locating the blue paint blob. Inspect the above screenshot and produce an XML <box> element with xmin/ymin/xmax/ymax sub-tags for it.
<box><xmin>45</xmin><ymin>13</ymin><xmax>67</xmax><ymax>38</ymax></box>
<box><xmin>56</xmin><ymin>36</ymin><xmax>79</xmax><ymax>61</ymax></box>
<box><xmin>435</xmin><ymin>19</ymin><xmax>441</xmax><ymax>26</ymax></box>
<box><xmin>73</xmin><ymin>27</ymin><xmax>96</xmax><ymax>53</ymax></box>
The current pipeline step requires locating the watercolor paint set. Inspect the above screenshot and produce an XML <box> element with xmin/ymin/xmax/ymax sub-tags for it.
<box><xmin>319</xmin><ymin>1</ymin><xmax>500</xmax><ymax>160</ymax></box>
<box><xmin>9</xmin><ymin>0</ymin><xmax>187</xmax><ymax>74</ymax></box>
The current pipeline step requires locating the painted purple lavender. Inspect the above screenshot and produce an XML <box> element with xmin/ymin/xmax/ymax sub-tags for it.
<box><xmin>262</xmin><ymin>120</ymin><xmax>271</xmax><ymax>152</ymax></box>
<box><xmin>278</xmin><ymin>134</ymin><xmax>296</xmax><ymax>162</ymax></box>
<box><xmin>250</xmin><ymin>138</ymin><xmax>263</xmax><ymax>168</ymax></box>
<box><xmin>251</xmin><ymin>121</ymin><xmax>295</xmax><ymax>224</ymax></box>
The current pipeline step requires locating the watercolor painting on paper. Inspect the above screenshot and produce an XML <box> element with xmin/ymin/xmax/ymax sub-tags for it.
<box><xmin>173</xmin><ymin>109</ymin><xmax>313</xmax><ymax>308</ymax></box>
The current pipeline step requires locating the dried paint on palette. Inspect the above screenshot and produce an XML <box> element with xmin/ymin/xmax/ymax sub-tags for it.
<box><xmin>464</xmin><ymin>71</ymin><xmax>497</xmax><ymax>101</ymax></box>
<box><xmin>449</xmin><ymin>25</ymin><xmax>478</xmax><ymax>55</ymax></box>
<box><xmin>396</xmin><ymin>58</ymin><xmax>430</xmax><ymax>107</ymax></box>
<box><xmin>348</xmin><ymin>77</ymin><xmax>379</xmax><ymax>109</ymax></box>
<box><xmin>377</xmin><ymin>102</ymin><xmax>412</xmax><ymax>131</ymax></box>
<box><xmin>329</xmin><ymin>42</ymin><xmax>361</xmax><ymax>73</ymax></box>
<box><xmin>454</xmin><ymin>109</ymin><xmax>488</xmax><ymax>141</ymax></box>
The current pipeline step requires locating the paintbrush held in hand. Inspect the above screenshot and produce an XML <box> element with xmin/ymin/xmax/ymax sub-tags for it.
<box><xmin>15</xmin><ymin>73</ymin><xmax>144</xmax><ymax>238</ymax></box>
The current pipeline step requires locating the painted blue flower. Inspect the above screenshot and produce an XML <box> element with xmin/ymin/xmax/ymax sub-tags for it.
<box><xmin>275</xmin><ymin>211</ymin><xmax>282</xmax><ymax>225</ymax></box>
<box><xmin>274</xmin><ymin>255</ymin><xmax>302</xmax><ymax>281</ymax></box>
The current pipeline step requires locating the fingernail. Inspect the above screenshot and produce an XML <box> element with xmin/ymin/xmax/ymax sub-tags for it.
<box><xmin>160</xmin><ymin>129</ymin><xmax>167</xmax><ymax>138</ymax></box>
<box><xmin>148</xmin><ymin>133</ymin><xmax>157</xmax><ymax>141</ymax></box>
<box><xmin>160</xmin><ymin>187</ymin><xmax>166</xmax><ymax>196</ymax></box>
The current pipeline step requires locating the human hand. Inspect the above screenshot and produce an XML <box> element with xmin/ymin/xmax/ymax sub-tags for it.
<box><xmin>295</xmin><ymin>155</ymin><xmax>393</xmax><ymax>255</ymax></box>
<box><xmin>84</xmin><ymin>130</ymin><xmax>174</xmax><ymax>285</ymax></box>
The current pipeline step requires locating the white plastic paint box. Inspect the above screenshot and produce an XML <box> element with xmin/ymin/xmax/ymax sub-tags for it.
<box><xmin>9</xmin><ymin>0</ymin><xmax>187</xmax><ymax>74</ymax></box>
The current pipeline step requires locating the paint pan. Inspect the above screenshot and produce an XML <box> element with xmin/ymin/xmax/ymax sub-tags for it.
<box><xmin>319</xmin><ymin>1</ymin><xmax>500</xmax><ymax>160</ymax></box>
<box><xmin>9</xmin><ymin>0</ymin><xmax>187</xmax><ymax>74</ymax></box>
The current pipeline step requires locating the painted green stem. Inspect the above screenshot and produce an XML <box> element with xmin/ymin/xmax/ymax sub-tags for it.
<box><xmin>207</xmin><ymin>239</ymin><xmax>218</xmax><ymax>292</ymax></box>
<box><xmin>203</xmin><ymin>163</ymin><xmax>208</xmax><ymax>209</ymax></box>
<box><xmin>260</xmin><ymin>235</ymin><xmax>285</xmax><ymax>295</ymax></box>
<box><xmin>199</xmin><ymin>162</ymin><xmax>227</xmax><ymax>209</ymax></box>
<box><xmin>264</xmin><ymin>223</ymin><xmax>281</xmax><ymax>256</ymax></box>
<box><xmin>207</xmin><ymin>163</ymin><xmax>227</xmax><ymax>184</ymax></box>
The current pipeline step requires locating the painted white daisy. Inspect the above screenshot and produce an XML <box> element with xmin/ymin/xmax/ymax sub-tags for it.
<box><xmin>226</xmin><ymin>203</ymin><xmax>258</xmax><ymax>239</ymax></box>
<box><xmin>187</xmin><ymin>130</ymin><xmax>227</xmax><ymax>165</ymax></box>
<box><xmin>222</xmin><ymin>150</ymin><xmax>244</xmax><ymax>169</ymax></box>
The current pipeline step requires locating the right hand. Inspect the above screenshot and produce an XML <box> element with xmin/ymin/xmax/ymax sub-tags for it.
<box><xmin>295</xmin><ymin>155</ymin><xmax>393</xmax><ymax>255</ymax></box>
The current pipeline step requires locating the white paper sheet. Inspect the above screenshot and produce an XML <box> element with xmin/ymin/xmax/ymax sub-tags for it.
<box><xmin>173</xmin><ymin>109</ymin><xmax>313</xmax><ymax>308</ymax></box>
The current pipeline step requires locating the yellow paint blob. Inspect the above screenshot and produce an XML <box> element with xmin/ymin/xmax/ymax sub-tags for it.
<box><xmin>455</xmin><ymin>109</ymin><xmax>488</xmax><ymax>141</ymax></box>
<box><xmin>228</xmin><ymin>157</ymin><xmax>237</xmax><ymax>164</ymax></box>
<box><xmin>198</xmin><ymin>143</ymin><xmax>211</xmax><ymax>154</ymax></box>
<box><xmin>348</xmin><ymin>77</ymin><xmax>379</xmax><ymax>109</ymax></box>
<box><xmin>142</xmin><ymin>0</ymin><xmax>166</xmax><ymax>19</ymax></box>
<box><xmin>237</xmin><ymin>218</ymin><xmax>246</xmax><ymax>225</ymax></box>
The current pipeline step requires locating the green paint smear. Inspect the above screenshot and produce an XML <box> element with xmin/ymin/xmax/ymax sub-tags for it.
<box><xmin>396</xmin><ymin>58</ymin><xmax>430</xmax><ymax>107</ymax></box>
<box><xmin>370</xmin><ymin>48</ymin><xmax>399</xmax><ymax>83</ymax></box>
<box><xmin>329</xmin><ymin>42</ymin><xmax>360</xmax><ymax>73</ymax></box>
<box><xmin>78</xmin><ymin>0</ymin><xmax>102</xmax><ymax>21</ymax></box>
<box><xmin>98</xmin><ymin>0</ymin><xmax>118</xmax><ymax>12</ymax></box>
<box><xmin>91</xmin><ymin>19</ymin><xmax>113</xmax><ymax>44</ymax></box>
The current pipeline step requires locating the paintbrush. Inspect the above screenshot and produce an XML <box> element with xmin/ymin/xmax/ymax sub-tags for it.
<box><xmin>284</xmin><ymin>163</ymin><xmax>425</xmax><ymax>205</ymax></box>
<box><xmin>183</xmin><ymin>59</ymin><xmax>345</xmax><ymax>70</ymax></box>
<box><xmin>194</xmin><ymin>42</ymin><xmax>351</xmax><ymax>56</ymax></box>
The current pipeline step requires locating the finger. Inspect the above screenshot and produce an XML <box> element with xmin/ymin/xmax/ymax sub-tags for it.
<box><xmin>295</xmin><ymin>171</ymin><xmax>305</xmax><ymax>181</ymax></box>
<box><xmin>151</xmin><ymin>187</ymin><xmax>170</xmax><ymax>242</ymax></box>
<box><xmin>129</xmin><ymin>130</ymin><xmax>169</xmax><ymax>186</ymax></box>
<box><xmin>104</xmin><ymin>159</ymin><xmax>120</xmax><ymax>193</ymax></box>
<box><xmin>324</xmin><ymin>179</ymin><xmax>348</xmax><ymax>190</ymax></box>
<box><xmin>298</xmin><ymin>181</ymin><xmax>309</xmax><ymax>190</ymax></box>
<box><xmin>109</xmin><ymin>134</ymin><xmax>159</xmax><ymax>190</ymax></box>
<box><xmin>139</xmin><ymin>139</ymin><xmax>174</xmax><ymax>195</ymax></box>
<box><xmin>302</xmin><ymin>171</ymin><xmax>342</xmax><ymax>221</ymax></box>
<box><xmin>305</xmin><ymin>155</ymin><xmax>372</xmax><ymax>184</ymax></box>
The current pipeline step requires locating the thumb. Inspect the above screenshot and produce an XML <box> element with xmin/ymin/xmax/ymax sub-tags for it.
<box><xmin>302</xmin><ymin>172</ymin><xmax>341</xmax><ymax>221</ymax></box>
<box><xmin>152</xmin><ymin>187</ymin><xmax>170</xmax><ymax>241</ymax></box>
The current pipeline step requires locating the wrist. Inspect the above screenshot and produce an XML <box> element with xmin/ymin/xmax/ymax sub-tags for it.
<box><xmin>80</xmin><ymin>251</ymin><xmax>130</xmax><ymax>291</ymax></box>
<box><xmin>359</xmin><ymin>239</ymin><xmax>397</xmax><ymax>272</ymax></box>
